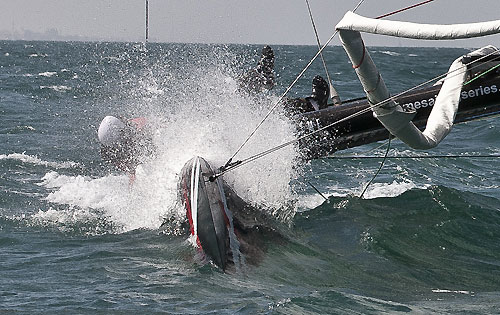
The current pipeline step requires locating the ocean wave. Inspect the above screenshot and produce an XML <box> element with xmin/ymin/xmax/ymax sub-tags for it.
<box><xmin>361</xmin><ymin>180</ymin><xmax>429</xmax><ymax>199</ymax></box>
<box><xmin>40</xmin><ymin>85</ymin><xmax>72</xmax><ymax>92</ymax></box>
<box><xmin>29</xmin><ymin>53</ymin><xmax>48</xmax><ymax>57</ymax></box>
<box><xmin>0</xmin><ymin>153</ymin><xmax>79</xmax><ymax>169</ymax></box>
<box><xmin>378</xmin><ymin>50</ymin><xmax>401</xmax><ymax>57</ymax></box>
<box><xmin>38</xmin><ymin>71</ymin><xmax>57</xmax><ymax>77</ymax></box>
<box><xmin>29</xmin><ymin>206</ymin><xmax>116</xmax><ymax>235</ymax></box>
<box><xmin>298</xmin><ymin>179</ymin><xmax>428</xmax><ymax>208</ymax></box>
<box><xmin>431</xmin><ymin>289</ymin><xmax>472</xmax><ymax>295</ymax></box>
<box><xmin>296</xmin><ymin>183</ymin><xmax>352</xmax><ymax>210</ymax></box>
<box><xmin>2</xmin><ymin>125</ymin><xmax>36</xmax><ymax>133</ymax></box>
<box><xmin>39</xmin><ymin>169</ymin><xmax>177</xmax><ymax>232</ymax></box>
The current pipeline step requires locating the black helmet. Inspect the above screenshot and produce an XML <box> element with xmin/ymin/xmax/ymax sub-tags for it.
<box><xmin>311</xmin><ymin>75</ymin><xmax>329</xmax><ymax>106</ymax></box>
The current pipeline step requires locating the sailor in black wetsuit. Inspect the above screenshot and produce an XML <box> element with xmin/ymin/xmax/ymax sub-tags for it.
<box><xmin>239</xmin><ymin>45</ymin><xmax>276</xmax><ymax>93</ymax></box>
<box><xmin>97</xmin><ymin>116</ymin><xmax>155</xmax><ymax>183</ymax></box>
<box><xmin>286</xmin><ymin>75</ymin><xmax>334</xmax><ymax>113</ymax></box>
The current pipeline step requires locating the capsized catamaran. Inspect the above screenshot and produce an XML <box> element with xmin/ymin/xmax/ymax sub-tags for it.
<box><xmin>297</xmin><ymin>12</ymin><xmax>500</xmax><ymax>158</ymax></box>
<box><xmin>298</xmin><ymin>46</ymin><xmax>500</xmax><ymax>158</ymax></box>
<box><xmin>178</xmin><ymin>10</ymin><xmax>500</xmax><ymax>270</ymax></box>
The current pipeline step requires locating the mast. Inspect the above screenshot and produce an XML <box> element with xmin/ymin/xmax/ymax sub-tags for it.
<box><xmin>145</xmin><ymin>0</ymin><xmax>149</xmax><ymax>43</ymax></box>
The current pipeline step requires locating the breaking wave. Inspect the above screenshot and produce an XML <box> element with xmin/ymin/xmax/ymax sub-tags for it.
<box><xmin>0</xmin><ymin>153</ymin><xmax>79</xmax><ymax>169</ymax></box>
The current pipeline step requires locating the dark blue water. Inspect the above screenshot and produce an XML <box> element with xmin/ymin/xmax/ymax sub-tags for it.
<box><xmin>1</xmin><ymin>40</ymin><xmax>500</xmax><ymax>313</ymax></box>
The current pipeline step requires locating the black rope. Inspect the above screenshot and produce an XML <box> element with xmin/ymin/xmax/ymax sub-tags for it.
<box><xmin>359</xmin><ymin>137</ymin><xmax>392</xmax><ymax>198</ymax></box>
<box><xmin>376</xmin><ymin>0</ymin><xmax>436</xmax><ymax>19</ymax></box>
<box><xmin>307</xmin><ymin>181</ymin><xmax>329</xmax><ymax>201</ymax></box>
<box><xmin>305</xmin><ymin>0</ymin><xmax>335</xmax><ymax>100</ymax></box>
<box><xmin>326</xmin><ymin>154</ymin><xmax>500</xmax><ymax>160</ymax></box>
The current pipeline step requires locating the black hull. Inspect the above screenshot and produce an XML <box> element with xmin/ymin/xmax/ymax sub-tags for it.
<box><xmin>179</xmin><ymin>156</ymin><xmax>230</xmax><ymax>270</ymax></box>
<box><xmin>178</xmin><ymin>157</ymin><xmax>278</xmax><ymax>270</ymax></box>
<box><xmin>297</xmin><ymin>75</ymin><xmax>500</xmax><ymax>159</ymax></box>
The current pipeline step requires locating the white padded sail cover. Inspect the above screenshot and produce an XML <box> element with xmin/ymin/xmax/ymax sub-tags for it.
<box><xmin>336</xmin><ymin>11</ymin><xmax>500</xmax><ymax>40</ymax></box>
<box><xmin>335</xmin><ymin>12</ymin><xmax>500</xmax><ymax>149</ymax></box>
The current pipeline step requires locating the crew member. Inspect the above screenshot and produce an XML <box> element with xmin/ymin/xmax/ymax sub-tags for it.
<box><xmin>286</xmin><ymin>75</ymin><xmax>340</xmax><ymax>113</ymax></box>
<box><xmin>239</xmin><ymin>45</ymin><xmax>276</xmax><ymax>93</ymax></box>
<box><xmin>97</xmin><ymin>115</ymin><xmax>155</xmax><ymax>182</ymax></box>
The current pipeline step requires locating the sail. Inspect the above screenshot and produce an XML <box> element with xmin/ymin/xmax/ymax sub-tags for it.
<box><xmin>335</xmin><ymin>12</ymin><xmax>500</xmax><ymax>149</ymax></box>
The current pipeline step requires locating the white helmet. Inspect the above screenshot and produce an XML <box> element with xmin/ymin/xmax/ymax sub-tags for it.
<box><xmin>97</xmin><ymin>116</ymin><xmax>125</xmax><ymax>146</ymax></box>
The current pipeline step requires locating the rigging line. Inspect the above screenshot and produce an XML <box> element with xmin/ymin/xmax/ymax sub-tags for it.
<box><xmin>225</xmin><ymin>0</ymin><xmax>368</xmax><ymax>166</ymax></box>
<box><xmin>298</xmin><ymin>153</ymin><xmax>500</xmax><ymax>188</ymax></box>
<box><xmin>325</xmin><ymin>154</ymin><xmax>500</xmax><ymax>160</ymax></box>
<box><xmin>376</xmin><ymin>0</ymin><xmax>436</xmax><ymax>20</ymax></box>
<box><xmin>303</xmin><ymin>153</ymin><xmax>500</xmax><ymax>176</ymax></box>
<box><xmin>360</xmin><ymin>137</ymin><xmax>391</xmax><ymax>198</ymax></box>
<box><xmin>464</xmin><ymin>63</ymin><xmax>500</xmax><ymax>85</ymax></box>
<box><xmin>307</xmin><ymin>181</ymin><xmax>329</xmax><ymax>201</ymax></box>
<box><xmin>210</xmin><ymin>50</ymin><xmax>500</xmax><ymax>179</ymax></box>
<box><xmin>305</xmin><ymin>0</ymin><xmax>336</xmax><ymax>100</ymax></box>
<box><xmin>145</xmin><ymin>0</ymin><xmax>149</xmax><ymax>43</ymax></box>
<box><xmin>329</xmin><ymin>137</ymin><xmax>393</xmax><ymax>158</ymax></box>
<box><xmin>352</xmin><ymin>0</ymin><xmax>367</xmax><ymax>12</ymax></box>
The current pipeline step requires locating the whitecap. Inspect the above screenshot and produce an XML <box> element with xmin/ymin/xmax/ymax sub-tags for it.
<box><xmin>360</xmin><ymin>180</ymin><xmax>429</xmax><ymax>199</ymax></box>
<box><xmin>40</xmin><ymin>85</ymin><xmax>72</xmax><ymax>92</ymax></box>
<box><xmin>379</xmin><ymin>50</ymin><xmax>401</xmax><ymax>57</ymax></box>
<box><xmin>29</xmin><ymin>206</ymin><xmax>113</xmax><ymax>235</ymax></box>
<box><xmin>432</xmin><ymin>289</ymin><xmax>472</xmax><ymax>295</ymax></box>
<box><xmin>38</xmin><ymin>167</ymin><xmax>175</xmax><ymax>233</ymax></box>
<box><xmin>29</xmin><ymin>53</ymin><xmax>48</xmax><ymax>57</ymax></box>
<box><xmin>0</xmin><ymin>152</ymin><xmax>79</xmax><ymax>169</ymax></box>
<box><xmin>38</xmin><ymin>71</ymin><xmax>57</xmax><ymax>77</ymax></box>
<box><xmin>296</xmin><ymin>183</ymin><xmax>352</xmax><ymax>210</ymax></box>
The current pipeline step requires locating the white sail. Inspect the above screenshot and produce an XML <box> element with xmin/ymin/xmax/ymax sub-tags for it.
<box><xmin>335</xmin><ymin>12</ymin><xmax>500</xmax><ymax>149</ymax></box>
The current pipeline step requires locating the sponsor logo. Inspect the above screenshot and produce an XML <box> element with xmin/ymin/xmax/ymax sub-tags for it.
<box><xmin>461</xmin><ymin>84</ymin><xmax>498</xmax><ymax>99</ymax></box>
<box><xmin>402</xmin><ymin>96</ymin><xmax>436</xmax><ymax>112</ymax></box>
<box><xmin>401</xmin><ymin>84</ymin><xmax>498</xmax><ymax>112</ymax></box>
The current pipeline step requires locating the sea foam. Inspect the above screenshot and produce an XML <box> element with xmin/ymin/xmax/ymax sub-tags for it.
<box><xmin>36</xmin><ymin>47</ymin><xmax>301</xmax><ymax>233</ymax></box>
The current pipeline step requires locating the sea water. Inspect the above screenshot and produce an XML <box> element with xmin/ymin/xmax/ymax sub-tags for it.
<box><xmin>1</xmin><ymin>40</ymin><xmax>500</xmax><ymax>313</ymax></box>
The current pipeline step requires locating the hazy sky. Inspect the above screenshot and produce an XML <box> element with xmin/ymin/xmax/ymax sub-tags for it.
<box><xmin>1</xmin><ymin>0</ymin><xmax>500</xmax><ymax>47</ymax></box>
